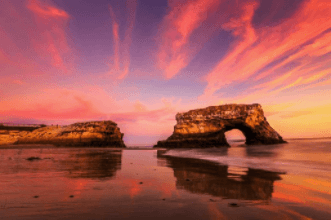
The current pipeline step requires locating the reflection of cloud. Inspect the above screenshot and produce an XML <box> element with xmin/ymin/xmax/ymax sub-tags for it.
<box><xmin>274</xmin><ymin>181</ymin><xmax>331</xmax><ymax>207</ymax></box>
<box><xmin>202</xmin><ymin>0</ymin><xmax>331</xmax><ymax>100</ymax></box>
<box><xmin>256</xmin><ymin>204</ymin><xmax>317</xmax><ymax>219</ymax></box>
<box><xmin>108</xmin><ymin>0</ymin><xmax>137</xmax><ymax>79</ymax></box>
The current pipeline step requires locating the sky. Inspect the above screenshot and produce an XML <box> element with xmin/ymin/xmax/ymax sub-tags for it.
<box><xmin>0</xmin><ymin>0</ymin><xmax>331</xmax><ymax>146</ymax></box>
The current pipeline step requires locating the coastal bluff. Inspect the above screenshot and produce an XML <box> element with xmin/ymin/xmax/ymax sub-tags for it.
<box><xmin>154</xmin><ymin>104</ymin><xmax>286</xmax><ymax>148</ymax></box>
<box><xmin>1</xmin><ymin>121</ymin><xmax>126</xmax><ymax>148</ymax></box>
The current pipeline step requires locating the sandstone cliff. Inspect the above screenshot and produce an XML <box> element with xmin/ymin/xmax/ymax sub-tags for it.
<box><xmin>0</xmin><ymin>130</ymin><xmax>30</xmax><ymax>145</ymax></box>
<box><xmin>1</xmin><ymin>121</ymin><xmax>126</xmax><ymax>148</ymax></box>
<box><xmin>154</xmin><ymin>104</ymin><xmax>286</xmax><ymax>148</ymax></box>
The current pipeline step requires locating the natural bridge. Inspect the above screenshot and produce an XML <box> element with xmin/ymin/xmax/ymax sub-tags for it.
<box><xmin>154</xmin><ymin>104</ymin><xmax>286</xmax><ymax>148</ymax></box>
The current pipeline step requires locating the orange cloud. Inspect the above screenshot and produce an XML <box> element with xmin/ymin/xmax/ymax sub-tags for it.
<box><xmin>108</xmin><ymin>0</ymin><xmax>137</xmax><ymax>79</ymax></box>
<box><xmin>27</xmin><ymin>0</ymin><xmax>69</xmax><ymax>19</ymax></box>
<box><xmin>202</xmin><ymin>0</ymin><xmax>331</xmax><ymax>99</ymax></box>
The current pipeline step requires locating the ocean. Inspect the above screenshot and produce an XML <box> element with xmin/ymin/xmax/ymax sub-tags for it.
<box><xmin>0</xmin><ymin>138</ymin><xmax>330</xmax><ymax>219</ymax></box>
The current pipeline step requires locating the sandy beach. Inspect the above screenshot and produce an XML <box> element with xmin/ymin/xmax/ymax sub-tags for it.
<box><xmin>0</xmin><ymin>139</ymin><xmax>330</xmax><ymax>219</ymax></box>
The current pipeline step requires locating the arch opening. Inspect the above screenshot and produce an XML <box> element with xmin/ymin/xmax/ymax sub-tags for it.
<box><xmin>225</xmin><ymin>129</ymin><xmax>246</xmax><ymax>146</ymax></box>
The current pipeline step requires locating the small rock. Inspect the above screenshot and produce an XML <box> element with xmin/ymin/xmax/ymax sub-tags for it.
<box><xmin>33</xmin><ymin>196</ymin><xmax>39</xmax><ymax>198</ymax></box>
<box><xmin>186</xmin><ymin>178</ymin><xmax>190</xmax><ymax>181</ymax></box>
<box><xmin>139</xmin><ymin>182</ymin><xmax>143</xmax><ymax>184</ymax></box>
<box><xmin>228</xmin><ymin>203</ymin><xmax>239</xmax><ymax>207</ymax></box>
<box><xmin>27</xmin><ymin>157</ymin><xmax>41</xmax><ymax>161</ymax></box>
<box><xmin>162</xmin><ymin>198</ymin><xmax>166</xmax><ymax>201</ymax></box>
<box><xmin>69</xmin><ymin>195</ymin><xmax>74</xmax><ymax>198</ymax></box>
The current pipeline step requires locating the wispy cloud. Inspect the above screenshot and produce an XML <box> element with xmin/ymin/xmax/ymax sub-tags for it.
<box><xmin>108</xmin><ymin>0</ymin><xmax>137</xmax><ymax>79</ymax></box>
<box><xmin>27</xmin><ymin>0</ymin><xmax>69</xmax><ymax>18</ymax></box>
<box><xmin>0</xmin><ymin>0</ymin><xmax>75</xmax><ymax>91</ymax></box>
<box><xmin>27</xmin><ymin>0</ymin><xmax>72</xmax><ymax>73</ymax></box>
<box><xmin>202</xmin><ymin>0</ymin><xmax>331</xmax><ymax>100</ymax></box>
<box><xmin>156</xmin><ymin>0</ymin><xmax>224</xmax><ymax>79</ymax></box>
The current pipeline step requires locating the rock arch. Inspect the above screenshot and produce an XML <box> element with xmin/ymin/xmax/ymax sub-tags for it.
<box><xmin>154</xmin><ymin>104</ymin><xmax>286</xmax><ymax>148</ymax></box>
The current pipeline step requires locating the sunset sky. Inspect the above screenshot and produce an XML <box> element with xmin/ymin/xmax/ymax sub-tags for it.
<box><xmin>1</xmin><ymin>0</ymin><xmax>331</xmax><ymax>146</ymax></box>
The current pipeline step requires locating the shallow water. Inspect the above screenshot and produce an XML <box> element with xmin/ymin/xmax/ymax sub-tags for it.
<box><xmin>0</xmin><ymin>139</ymin><xmax>330</xmax><ymax>219</ymax></box>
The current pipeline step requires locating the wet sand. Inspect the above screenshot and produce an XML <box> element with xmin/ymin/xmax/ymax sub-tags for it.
<box><xmin>0</xmin><ymin>143</ymin><xmax>330</xmax><ymax>220</ymax></box>
<box><xmin>0</xmin><ymin>144</ymin><xmax>166</xmax><ymax>150</ymax></box>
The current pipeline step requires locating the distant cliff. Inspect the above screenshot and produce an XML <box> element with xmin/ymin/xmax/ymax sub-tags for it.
<box><xmin>154</xmin><ymin>104</ymin><xmax>286</xmax><ymax>148</ymax></box>
<box><xmin>1</xmin><ymin>121</ymin><xmax>126</xmax><ymax>148</ymax></box>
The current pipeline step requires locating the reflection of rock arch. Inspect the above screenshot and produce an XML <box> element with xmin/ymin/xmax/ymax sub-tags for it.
<box><xmin>158</xmin><ymin>155</ymin><xmax>284</xmax><ymax>200</ymax></box>
<box><xmin>155</xmin><ymin>104</ymin><xmax>286</xmax><ymax>148</ymax></box>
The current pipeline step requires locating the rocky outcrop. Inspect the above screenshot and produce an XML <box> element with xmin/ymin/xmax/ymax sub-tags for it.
<box><xmin>0</xmin><ymin>124</ymin><xmax>42</xmax><ymax>145</ymax></box>
<box><xmin>154</xmin><ymin>104</ymin><xmax>286</xmax><ymax>148</ymax></box>
<box><xmin>0</xmin><ymin>130</ymin><xmax>30</xmax><ymax>145</ymax></box>
<box><xmin>2</xmin><ymin>121</ymin><xmax>126</xmax><ymax>148</ymax></box>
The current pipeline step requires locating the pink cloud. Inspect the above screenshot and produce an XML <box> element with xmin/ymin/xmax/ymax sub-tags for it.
<box><xmin>156</xmin><ymin>0</ymin><xmax>225</xmax><ymax>79</ymax></box>
<box><xmin>27</xmin><ymin>0</ymin><xmax>72</xmax><ymax>73</ymax></box>
<box><xmin>202</xmin><ymin>0</ymin><xmax>331</xmax><ymax>99</ymax></box>
<box><xmin>27</xmin><ymin>0</ymin><xmax>69</xmax><ymax>19</ymax></box>
<box><xmin>0</xmin><ymin>0</ymin><xmax>73</xmax><ymax>88</ymax></box>
<box><xmin>0</xmin><ymin>89</ymin><xmax>105</xmax><ymax>121</ymax></box>
<box><xmin>0</xmin><ymin>85</ymin><xmax>178</xmax><ymax>138</ymax></box>
<box><xmin>108</xmin><ymin>0</ymin><xmax>137</xmax><ymax>79</ymax></box>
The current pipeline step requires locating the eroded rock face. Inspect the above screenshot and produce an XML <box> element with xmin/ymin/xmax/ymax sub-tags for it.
<box><xmin>154</xmin><ymin>104</ymin><xmax>286</xmax><ymax>148</ymax></box>
<box><xmin>0</xmin><ymin>130</ymin><xmax>30</xmax><ymax>145</ymax></box>
<box><xmin>10</xmin><ymin>121</ymin><xmax>125</xmax><ymax>147</ymax></box>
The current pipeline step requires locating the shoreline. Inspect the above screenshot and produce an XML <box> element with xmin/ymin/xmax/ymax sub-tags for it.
<box><xmin>2</xmin><ymin>135</ymin><xmax>331</xmax><ymax>149</ymax></box>
<box><xmin>0</xmin><ymin>144</ymin><xmax>167</xmax><ymax>150</ymax></box>
<box><xmin>1</xmin><ymin>144</ymin><xmax>330</xmax><ymax>220</ymax></box>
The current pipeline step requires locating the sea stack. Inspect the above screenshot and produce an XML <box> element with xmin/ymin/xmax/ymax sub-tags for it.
<box><xmin>154</xmin><ymin>104</ymin><xmax>286</xmax><ymax>148</ymax></box>
<box><xmin>14</xmin><ymin>121</ymin><xmax>126</xmax><ymax>148</ymax></box>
